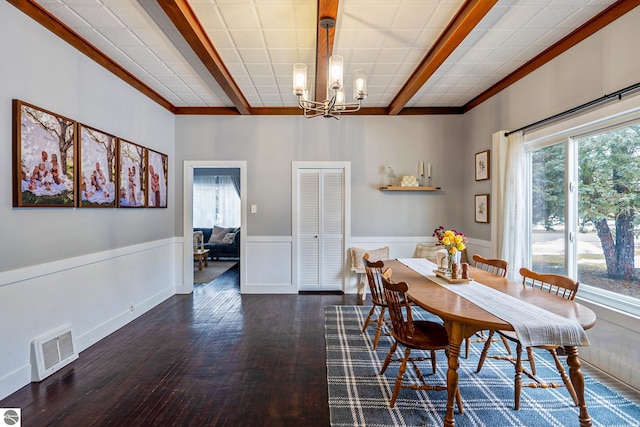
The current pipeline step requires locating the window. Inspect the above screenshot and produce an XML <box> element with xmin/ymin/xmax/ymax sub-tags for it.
<box><xmin>528</xmin><ymin>121</ymin><xmax>640</xmax><ymax>301</ymax></box>
<box><xmin>193</xmin><ymin>175</ymin><xmax>240</xmax><ymax>228</ymax></box>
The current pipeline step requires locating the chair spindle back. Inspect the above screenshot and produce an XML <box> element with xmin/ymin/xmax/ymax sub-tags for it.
<box><xmin>363</xmin><ymin>254</ymin><xmax>388</xmax><ymax>306</ymax></box>
<box><xmin>473</xmin><ymin>254</ymin><xmax>508</xmax><ymax>277</ymax></box>
<box><xmin>519</xmin><ymin>267</ymin><xmax>579</xmax><ymax>300</ymax></box>
<box><xmin>381</xmin><ymin>275</ymin><xmax>414</xmax><ymax>344</ymax></box>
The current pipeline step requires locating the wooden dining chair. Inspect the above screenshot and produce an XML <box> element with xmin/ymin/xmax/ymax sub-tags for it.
<box><xmin>380</xmin><ymin>274</ymin><xmax>463</xmax><ymax>412</ymax></box>
<box><xmin>463</xmin><ymin>254</ymin><xmax>512</xmax><ymax>358</ymax></box>
<box><xmin>361</xmin><ymin>254</ymin><xmax>390</xmax><ymax>350</ymax></box>
<box><xmin>476</xmin><ymin>267</ymin><xmax>580</xmax><ymax>410</ymax></box>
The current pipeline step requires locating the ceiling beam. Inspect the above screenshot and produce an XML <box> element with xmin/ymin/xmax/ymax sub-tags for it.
<box><xmin>387</xmin><ymin>0</ymin><xmax>498</xmax><ymax>115</ymax></box>
<box><xmin>463</xmin><ymin>0</ymin><xmax>640</xmax><ymax>112</ymax></box>
<box><xmin>157</xmin><ymin>0</ymin><xmax>251</xmax><ymax>115</ymax></box>
<box><xmin>315</xmin><ymin>0</ymin><xmax>339</xmax><ymax>102</ymax></box>
<box><xmin>7</xmin><ymin>0</ymin><xmax>175</xmax><ymax>112</ymax></box>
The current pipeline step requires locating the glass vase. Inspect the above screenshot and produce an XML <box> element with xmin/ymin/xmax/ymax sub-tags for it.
<box><xmin>447</xmin><ymin>251</ymin><xmax>458</xmax><ymax>274</ymax></box>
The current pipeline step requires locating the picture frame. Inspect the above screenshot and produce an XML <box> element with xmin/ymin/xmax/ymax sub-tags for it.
<box><xmin>78</xmin><ymin>124</ymin><xmax>117</xmax><ymax>208</ymax></box>
<box><xmin>147</xmin><ymin>149</ymin><xmax>168</xmax><ymax>208</ymax></box>
<box><xmin>475</xmin><ymin>194</ymin><xmax>490</xmax><ymax>223</ymax></box>
<box><xmin>475</xmin><ymin>149</ymin><xmax>490</xmax><ymax>181</ymax></box>
<box><xmin>118</xmin><ymin>139</ymin><xmax>146</xmax><ymax>208</ymax></box>
<box><xmin>13</xmin><ymin>100</ymin><xmax>76</xmax><ymax>207</ymax></box>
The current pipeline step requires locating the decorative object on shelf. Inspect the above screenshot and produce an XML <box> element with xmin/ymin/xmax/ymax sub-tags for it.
<box><xmin>418</xmin><ymin>161</ymin><xmax>424</xmax><ymax>186</ymax></box>
<box><xmin>475</xmin><ymin>194</ymin><xmax>490</xmax><ymax>223</ymax></box>
<box><xmin>385</xmin><ymin>166</ymin><xmax>395</xmax><ymax>186</ymax></box>
<box><xmin>433</xmin><ymin>227</ymin><xmax>467</xmax><ymax>273</ymax></box>
<box><xmin>475</xmin><ymin>150</ymin><xmax>490</xmax><ymax>181</ymax></box>
<box><xmin>400</xmin><ymin>175</ymin><xmax>419</xmax><ymax>187</ymax></box>
<box><xmin>292</xmin><ymin>17</ymin><xmax>366</xmax><ymax>119</ymax></box>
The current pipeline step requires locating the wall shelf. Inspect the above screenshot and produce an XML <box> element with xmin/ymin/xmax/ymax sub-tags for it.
<box><xmin>379</xmin><ymin>186</ymin><xmax>441</xmax><ymax>192</ymax></box>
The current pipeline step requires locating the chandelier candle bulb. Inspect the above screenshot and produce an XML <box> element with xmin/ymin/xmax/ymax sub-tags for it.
<box><xmin>329</xmin><ymin>55</ymin><xmax>344</xmax><ymax>90</ymax></box>
<box><xmin>292</xmin><ymin>63</ymin><xmax>307</xmax><ymax>95</ymax></box>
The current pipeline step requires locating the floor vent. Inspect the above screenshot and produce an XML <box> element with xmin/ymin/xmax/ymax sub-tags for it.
<box><xmin>31</xmin><ymin>324</ymin><xmax>78</xmax><ymax>382</ymax></box>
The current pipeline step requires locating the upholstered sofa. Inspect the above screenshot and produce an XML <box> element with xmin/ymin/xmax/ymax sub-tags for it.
<box><xmin>194</xmin><ymin>226</ymin><xmax>240</xmax><ymax>260</ymax></box>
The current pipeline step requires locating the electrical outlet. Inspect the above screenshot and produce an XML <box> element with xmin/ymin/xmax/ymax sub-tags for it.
<box><xmin>129</xmin><ymin>304</ymin><xmax>135</xmax><ymax>313</ymax></box>
<box><xmin>251</xmin><ymin>204</ymin><xmax>257</xmax><ymax>214</ymax></box>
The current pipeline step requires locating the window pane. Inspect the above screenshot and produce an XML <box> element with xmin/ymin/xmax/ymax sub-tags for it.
<box><xmin>577</xmin><ymin>124</ymin><xmax>640</xmax><ymax>298</ymax></box>
<box><xmin>531</xmin><ymin>143</ymin><xmax>566</xmax><ymax>275</ymax></box>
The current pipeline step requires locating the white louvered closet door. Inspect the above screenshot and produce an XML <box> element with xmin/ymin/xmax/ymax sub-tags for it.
<box><xmin>297</xmin><ymin>168</ymin><xmax>344</xmax><ymax>291</ymax></box>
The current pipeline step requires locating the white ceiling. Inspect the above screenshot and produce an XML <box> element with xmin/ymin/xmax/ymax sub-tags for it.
<box><xmin>31</xmin><ymin>0</ymin><xmax>620</xmax><ymax>111</ymax></box>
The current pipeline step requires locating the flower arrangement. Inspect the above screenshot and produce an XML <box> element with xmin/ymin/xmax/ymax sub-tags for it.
<box><xmin>433</xmin><ymin>226</ymin><xmax>467</xmax><ymax>254</ymax></box>
<box><xmin>433</xmin><ymin>227</ymin><xmax>467</xmax><ymax>272</ymax></box>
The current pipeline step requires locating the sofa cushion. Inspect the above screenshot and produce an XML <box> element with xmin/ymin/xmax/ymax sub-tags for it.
<box><xmin>222</xmin><ymin>232</ymin><xmax>236</xmax><ymax>244</ymax></box>
<box><xmin>208</xmin><ymin>226</ymin><xmax>234</xmax><ymax>243</ymax></box>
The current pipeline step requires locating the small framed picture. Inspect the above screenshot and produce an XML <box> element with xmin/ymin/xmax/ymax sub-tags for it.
<box><xmin>475</xmin><ymin>150</ymin><xmax>490</xmax><ymax>181</ymax></box>
<box><xmin>475</xmin><ymin>194</ymin><xmax>489</xmax><ymax>223</ymax></box>
<box><xmin>118</xmin><ymin>139</ymin><xmax>146</xmax><ymax>208</ymax></box>
<box><xmin>13</xmin><ymin>100</ymin><xmax>76</xmax><ymax>207</ymax></box>
<box><xmin>147</xmin><ymin>149</ymin><xmax>168</xmax><ymax>208</ymax></box>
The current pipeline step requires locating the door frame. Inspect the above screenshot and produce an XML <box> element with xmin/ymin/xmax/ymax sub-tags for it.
<box><xmin>292</xmin><ymin>161</ymin><xmax>351</xmax><ymax>292</ymax></box>
<box><xmin>182</xmin><ymin>160</ymin><xmax>247</xmax><ymax>294</ymax></box>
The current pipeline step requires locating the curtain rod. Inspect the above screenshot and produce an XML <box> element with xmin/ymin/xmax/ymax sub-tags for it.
<box><xmin>504</xmin><ymin>82</ymin><xmax>640</xmax><ymax>137</ymax></box>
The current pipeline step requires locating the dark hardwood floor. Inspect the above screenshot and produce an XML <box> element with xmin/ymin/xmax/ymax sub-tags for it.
<box><xmin>1</xmin><ymin>264</ymin><xmax>364</xmax><ymax>426</ymax></box>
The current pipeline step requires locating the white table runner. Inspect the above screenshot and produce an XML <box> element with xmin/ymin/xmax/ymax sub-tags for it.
<box><xmin>398</xmin><ymin>258</ymin><xmax>590</xmax><ymax>347</ymax></box>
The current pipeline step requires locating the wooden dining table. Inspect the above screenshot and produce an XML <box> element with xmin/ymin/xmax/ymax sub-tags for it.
<box><xmin>385</xmin><ymin>259</ymin><xmax>597</xmax><ymax>427</ymax></box>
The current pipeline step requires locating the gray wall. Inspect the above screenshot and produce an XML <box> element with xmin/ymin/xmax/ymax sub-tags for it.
<box><xmin>175</xmin><ymin>114</ymin><xmax>466</xmax><ymax>238</ymax></box>
<box><xmin>0</xmin><ymin>1</ymin><xmax>175</xmax><ymax>272</ymax></box>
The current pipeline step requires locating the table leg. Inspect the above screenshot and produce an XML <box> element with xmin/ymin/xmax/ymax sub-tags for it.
<box><xmin>444</xmin><ymin>321</ymin><xmax>463</xmax><ymax>427</ymax></box>
<box><xmin>197</xmin><ymin>254</ymin><xmax>203</xmax><ymax>271</ymax></box>
<box><xmin>564</xmin><ymin>346</ymin><xmax>592</xmax><ymax>427</ymax></box>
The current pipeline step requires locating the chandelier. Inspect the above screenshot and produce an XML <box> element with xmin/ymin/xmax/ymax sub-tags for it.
<box><xmin>292</xmin><ymin>17</ymin><xmax>367</xmax><ymax>119</ymax></box>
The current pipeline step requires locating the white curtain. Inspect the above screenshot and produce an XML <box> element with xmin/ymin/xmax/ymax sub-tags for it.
<box><xmin>193</xmin><ymin>175</ymin><xmax>241</xmax><ymax>228</ymax></box>
<box><xmin>492</xmin><ymin>130</ymin><xmax>528</xmax><ymax>280</ymax></box>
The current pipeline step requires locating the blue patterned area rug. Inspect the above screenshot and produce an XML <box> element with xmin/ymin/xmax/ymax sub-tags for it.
<box><xmin>325</xmin><ymin>305</ymin><xmax>640</xmax><ymax>427</ymax></box>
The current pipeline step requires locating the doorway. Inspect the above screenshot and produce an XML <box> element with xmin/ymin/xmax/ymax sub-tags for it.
<box><xmin>182</xmin><ymin>160</ymin><xmax>247</xmax><ymax>294</ymax></box>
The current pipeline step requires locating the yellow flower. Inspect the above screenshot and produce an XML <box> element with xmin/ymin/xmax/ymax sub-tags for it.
<box><xmin>442</xmin><ymin>236</ymin><xmax>451</xmax><ymax>245</ymax></box>
<box><xmin>457</xmin><ymin>242</ymin><xmax>466</xmax><ymax>251</ymax></box>
<box><xmin>444</xmin><ymin>230</ymin><xmax>454</xmax><ymax>237</ymax></box>
<box><xmin>454</xmin><ymin>235</ymin><xmax>463</xmax><ymax>243</ymax></box>
<box><xmin>449</xmin><ymin>246</ymin><xmax>457</xmax><ymax>254</ymax></box>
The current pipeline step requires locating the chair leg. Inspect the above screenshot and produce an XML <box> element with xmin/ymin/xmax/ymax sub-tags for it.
<box><xmin>514</xmin><ymin>341</ymin><xmax>523</xmax><ymax>410</ymax></box>
<box><xmin>430</xmin><ymin>349</ymin><xmax>437</xmax><ymax>375</ymax></box>
<box><xmin>464</xmin><ymin>337</ymin><xmax>470</xmax><ymax>359</ymax></box>
<box><xmin>390</xmin><ymin>347</ymin><xmax>411</xmax><ymax>408</ymax></box>
<box><xmin>526</xmin><ymin>346</ymin><xmax>536</xmax><ymax>375</ymax></box>
<box><xmin>362</xmin><ymin>305</ymin><xmax>376</xmax><ymax>333</ymax></box>
<box><xmin>476</xmin><ymin>330</ymin><xmax>495</xmax><ymax>372</ymax></box>
<box><xmin>455</xmin><ymin>385</ymin><xmax>464</xmax><ymax>415</ymax></box>
<box><xmin>380</xmin><ymin>340</ymin><xmax>397</xmax><ymax>375</ymax></box>
<box><xmin>500</xmin><ymin>334</ymin><xmax>512</xmax><ymax>355</ymax></box>
<box><xmin>549</xmin><ymin>348</ymin><xmax>579</xmax><ymax>406</ymax></box>
<box><xmin>372</xmin><ymin>307</ymin><xmax>386</xmax><ymax>350</ymax></box>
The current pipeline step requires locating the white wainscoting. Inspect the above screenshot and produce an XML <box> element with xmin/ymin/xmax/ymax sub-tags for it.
<box><xmin>0</xmin><ymin>238</ymin><xmax>178</xmax><ymax>400</ymax></box>
<box><xmin>244</xmin><ymin>236</ymin><xmax>295</xmax><ymax>294</ymax></box>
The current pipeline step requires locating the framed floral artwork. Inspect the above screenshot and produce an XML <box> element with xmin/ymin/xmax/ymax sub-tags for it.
<box><xmin>13</xmin><ymin>100</ymin><xmax>76</xmax><ymax>207</ymax></box>
<box><xmin>475</xmin><ymin>149</ymin><xmax>490</xmax><ymax>181</ymax></box>
<box><xmin>118</xmin><ymin>139</ymin><xmax>146</xmax><ymax>208</ymax></box>
<box><xmin>78</xmin><ymin>124</ymin><xmax>117</xmax><ymax>208</ymax></box>
<box><xmin>475</xmin><ymin>194</ymin><xmax>489</xmax><ymax>223</ymax></box>
<box><xmin>147</xmin><ymin>149</ymin><xmax>168</xmax><ymax>208</ymax></box>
